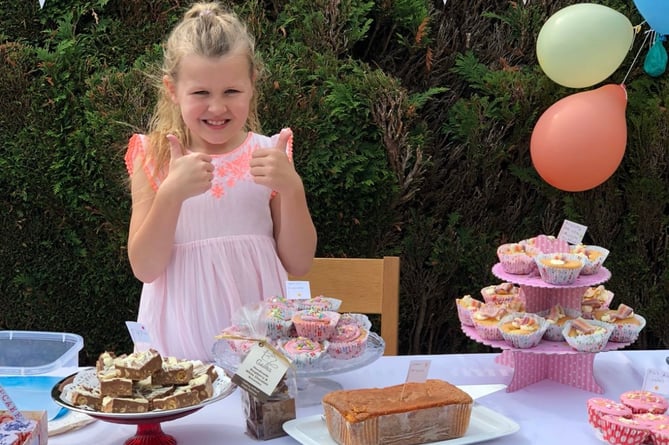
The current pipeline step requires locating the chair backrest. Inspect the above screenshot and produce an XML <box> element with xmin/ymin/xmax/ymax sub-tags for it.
<box><xmin>289</xmin><ymin>256</ymin><xmax>400</xmax><ymax>355</ymax></box>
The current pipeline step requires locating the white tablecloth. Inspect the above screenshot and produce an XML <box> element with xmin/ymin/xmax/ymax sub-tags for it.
<box><xmin>49</xmin><ymin>349</ymin><xmax>669</xmax><ymax>445</ymax></box>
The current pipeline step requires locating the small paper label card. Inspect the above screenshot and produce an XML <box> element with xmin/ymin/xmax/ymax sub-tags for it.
<box><xmin>125</xmin><ymin>321</ymin><xmax>152</xmax><ymax>348</ymax></box>
<box><xmin>232</xmin><ymin>342</ymin><xmax>290</xmax><ymax>401</ymax></box>
<box><xmin>286</xmin><ymin>280</ymin><xmax>311</xmax><ymax>300</ymax></box>
<box><xmin>405</xmin><ymin>359</ymin><xmax>431</xmax><ymax>383</ymax></box>
<box><xmin>642</xmin><ymin>368</ymin><xmax>669</xmax><ymax>396</ymax></box>
<box><xmin>557</xmin><ymin>219</ymin><xmax>588</xmax><ymax>245</ymax></box>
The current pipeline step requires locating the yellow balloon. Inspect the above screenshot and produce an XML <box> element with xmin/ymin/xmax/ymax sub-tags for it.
<box><xmin>537</xmin><ymin>3</ymin><xmax>634</xmax><ymax>88</ymax></box>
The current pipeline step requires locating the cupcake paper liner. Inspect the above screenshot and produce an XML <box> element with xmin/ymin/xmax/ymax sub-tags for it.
<box><xmin>292</xmin><ymin>310</ymin><xmax>340</xmax><ymax>341</ymax></box>
<box><xmin>538</xmin><ymin>307</ymin><xmax>582</xmax><ymax>342</ymax></box>
<box><xmin>608</xmin><ymin>314</ymin><xmax>646</xmax><ymax>343</ymax></box>
<box><xmin>498</xmin><ymin>312</ymin><xmax>548</xmax><ymax>349</ymax></box>
<box><xmin>587</xmin><ymin>398</ymin><xmax>633</xmax><ymax>433</ymax></box>
<box><xmin>599</xmin><ymin>414</ymin><xmax>649</xmax><ymax>445</ymax></box>
<box><xmin>497</xmin><ymin>244</ymin><xmax>539</xmax><ymax>275</ymax></box>
<box><xmin>535</xmin><ymin>253</ymin><xmax>585</xmax><ymax>285</ymax></box>
<box><xmin>562</xmin><ymin>319</ymin><xmax>614</xmax><ymax>352</ymax></box>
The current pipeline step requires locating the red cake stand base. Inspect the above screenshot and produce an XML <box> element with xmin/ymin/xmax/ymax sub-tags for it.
<box><xmin>125</xmin><ymin>423</ymin><xmax>177</xmax><ymax>445</ymax></box>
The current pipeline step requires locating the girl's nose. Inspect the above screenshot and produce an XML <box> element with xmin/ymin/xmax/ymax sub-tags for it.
<box><xmin>209</xmin><ymin>97</ymin><xmax>228</xmax><ymax>114</ymax></box>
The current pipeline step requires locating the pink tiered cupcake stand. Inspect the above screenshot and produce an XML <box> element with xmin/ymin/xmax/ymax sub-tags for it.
<box><xmin>461</xmin><ymin>264</ymin><xmax>637</xmax><ymax>393</ymax></box>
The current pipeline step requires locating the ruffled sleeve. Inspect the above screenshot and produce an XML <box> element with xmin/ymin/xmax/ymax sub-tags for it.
<box><xmin>124</xmin><ymin>133</ymin><xmax>160</xmax><ymax>192</ymax></box>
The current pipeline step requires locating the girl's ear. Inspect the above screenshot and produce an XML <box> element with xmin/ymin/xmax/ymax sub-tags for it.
<box><xmin>163</xmin><ymin>75</ymin><xmax>178</xmax><ymax>103</ymax></box>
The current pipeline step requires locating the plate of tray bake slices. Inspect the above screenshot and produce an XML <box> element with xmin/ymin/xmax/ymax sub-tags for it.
<box><xmin>50</xmin><ymin>365</ymin><xmax>236</xmax><ymax>422</ymax></box>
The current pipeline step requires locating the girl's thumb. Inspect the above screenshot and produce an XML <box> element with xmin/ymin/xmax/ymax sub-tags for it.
<box><xmin>166</xmin><ymin>134</ymin><xmax>184</xmax><ymax>160</ymax></box>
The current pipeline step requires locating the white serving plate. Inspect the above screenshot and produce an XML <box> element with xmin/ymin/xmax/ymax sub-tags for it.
<box><xmin>283</xmin><ymin>403</ymin><xmax>520</xmax><ymax>445</ymax></box>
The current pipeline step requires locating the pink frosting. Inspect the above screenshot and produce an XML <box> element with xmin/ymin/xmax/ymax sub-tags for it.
<box><xmin>283</xmin><ymin>337</ymin><xmax>324</xmax><ymax>355</ymax></box>
<box><xmin>621</xmin><ymin>391</ymin><xmax>669</xmax><ymax>414</ymax></box>
<box><xmin>330</xmin><ymin>324</ymin><xmax>363</xmax><ymax>342</ymax></box>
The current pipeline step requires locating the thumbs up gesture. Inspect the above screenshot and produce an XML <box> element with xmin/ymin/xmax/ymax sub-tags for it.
<box><xmin>163</xmin><ymin>134</ymin><xmax>214</xmax><ymax>201</ymax></box>
<box><xmin>250</xmin><ymin>128</ymin><xmax>301</xmax><ymax>194</ymax></box>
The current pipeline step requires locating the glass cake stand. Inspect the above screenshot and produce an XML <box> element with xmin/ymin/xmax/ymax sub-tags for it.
<box><xmin>51</xmin><ymin>367</ymin><xmax>236</xmax><ymax>445</ymax></box>
<box><xmin>212</xmin><ymin>332</ymin><xmax>385</xmax><ymax>406</ymax></box>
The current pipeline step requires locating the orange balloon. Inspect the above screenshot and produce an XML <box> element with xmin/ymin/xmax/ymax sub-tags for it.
<box><xmin>530</xmin><ymin>84</ymin><xmax>627</xmax><ymax>192</ymax></box>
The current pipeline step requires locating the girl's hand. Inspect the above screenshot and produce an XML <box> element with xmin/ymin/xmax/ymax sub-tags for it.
<box><xmin>162</xmin><ymin>134</ymin><xmax>214</xmax><ymax>201</ymax></box>
<box><xmin>250</xmin><ymin>128</ymin><xmax>303</xmax><ymax>194</ymax></box>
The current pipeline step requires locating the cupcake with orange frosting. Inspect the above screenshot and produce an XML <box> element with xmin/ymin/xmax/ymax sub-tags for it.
<box><xmin>456</xmin><ymin>294</ymin><xmax>484</xmax><ymax>327</ymax></box>
<box><xmin>593</xmin><ymin>303</ymin><xmax>646</xmax><ymax>343</ymax></box>
<box><xmin>498</xmin><ymin>312</ymin><xmax>548</xmax><ymax>349</ymax></box>
<box><xmin>480</xmin><ymin>282</ymin><xmax>523</xmax><ymax>306</ymax></box>
<box><xmin>470</xmin><ymin>303</ymin><xmax>508</xmax><ymax>341</ymax></box>
<box><xmin>539</xmin><ymin>304</ymin><xmax>581</xmax><ymax>341</ymax></box>
<box><xmin>581</xmin><ymin>285</ymin><xmax>614</xmax><ymax>319</ymax></box>
<box><xmin>570</xmin><ymin>244</ymin><xmax>609</xmax><ymax>275</ymax></box>
<box><xmin>497</xmin><ymin>243</ymin><xmax>540</xmax><ymax>274</ymax></box>
<box><xmin>535</xmin><ymin>252</ymin><xmax>584</xmax><ymax>285</ymax></box>
<box><xmin>562</xmin><ymin>317</ymin><xmax>614</xmax><ymax>352</ymax></box>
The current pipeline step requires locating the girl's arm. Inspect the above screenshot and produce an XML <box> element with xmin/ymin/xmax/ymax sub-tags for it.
<box><xmin>127</xmin><ymin>137</ymin><xmax>214</xmax><ymax>283</ymax></box>
<box><xmin>270</xmin><ymin>181</ymin><xmax>318</xmax><ymax>276</ymax></box>
<box><xmin>250</xmin><ymin>129</ymin><xmax>317</xmax><ymax>276</ymax></box>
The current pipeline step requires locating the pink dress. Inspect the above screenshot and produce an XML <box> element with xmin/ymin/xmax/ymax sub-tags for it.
<box><xmin>124</xmin><ymin>131</ymin><xmax>290</xmax><ymax>362</ymax></box>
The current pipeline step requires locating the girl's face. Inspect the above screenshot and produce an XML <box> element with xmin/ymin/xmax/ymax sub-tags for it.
<box><xmin>166</xmin><ymin>51</ymin><xmax>254</xmax><ymax>154</ymax></box>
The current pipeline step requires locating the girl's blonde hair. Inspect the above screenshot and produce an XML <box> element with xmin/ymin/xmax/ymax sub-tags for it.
<box><xmin>146</xmin><ymin>1</ymin><xmax>262</xmax><ymax>175</ymax></box>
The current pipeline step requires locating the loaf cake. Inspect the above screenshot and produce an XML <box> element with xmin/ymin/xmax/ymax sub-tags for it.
<box><xmin>322</xmin><ymin>379</ymin><xmax>473</xmax><ymax>445</ymax></box>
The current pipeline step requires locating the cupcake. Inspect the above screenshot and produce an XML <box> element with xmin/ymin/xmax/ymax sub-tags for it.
<box><xmin>497</xmin><ymin>243</ymin><xmax>540</xmax><ymax>274</ymax></box>
<box><xmin>456</xmin><ymin>294</ymin><xmax>484</xmax><ymax>327</ymax></box>
<box><xmin>587</xmin><ymin>397</ymin><xmax>633</xmax><ymax>434</ymax></box>
<box><xmin>264</xmin><ymin>306</ymin><xmax>296</xmax><ymax>339</ymax></box>
<box><xmin>480</xmin><ymin>282</ymin><xmax>523</xmax><ymax>305</ymax></box>
<box><xmin>651</xmin><ymin>423</ymin><xmax>669</xmax><ymax>445</ymax></box>
<box><xmin>593</xmin><ymin>303</ymin><xmax>646</xmax><ymax>343</ymax></box>
<box><xmin>215</xmin><ymin>325</ymin><xmax>256</xmax><ymax>355</ymax></box>
<box><xmin>498</xmin><ymin>312</ymin><xmax>548</xmax><ymax>349</ymax></box>
<box><xmin>599</xmin><ymin>414</ymin><xmax>650</xmax><ymax>445</ymax></box>
<box><xmin>296</xmin><ymin>296</ymin><xmax>342</xmax><ymax>312</ymax></box>
<box><xmin>632</xmin><ymin>412</ymin><xmax>669</xmax><ymax>431</ymax></box>
<box><xmin>328</xmin><ymin>323</ymin><xmax>369</xmax><ymax>359</ymax></box>
<box><xmin>562</xmin><ymin>317</ymin><xmax>614</xmax><ymax>352</ymax></box>
<box><xmin>535</xmin><ymin>252</ymin><xmax>584</xmax><ymax>285</ymax></box>
<box><xmin>292</xmin><ymin>309</ymin><xmax>340</xmax><ymax>341</ymax></box>
<box><xmin>337</xmin><ymin>312</ymin><xmax>372</xmax><ymax>331</ymax></box>
<box><xmin>539</xmin><ymin>304</ymin><xmax>581</xmax><ymax>341</ymax></box>
<box><xmin>620</xmin><ymin>391</ymin><xmax>669</xmax><ymax>415</ymax></box>
<box><xmin>278</xmin><ymin>336</ymin><xmax>329</xmax><ymax>368</ymax></box>
<box><xmin>581</xmin><ymin>285</ymin><xmax>614</xmax><ymax>319</ymax></box>
<box><xmin>520</xmin><ymin>234</ymin><xmax>569</xmax><ymax>253</ymax></box>
<box><xmin>570</xmin><ymin>244</ymin><xmax>609</xmax><ymax>275</ymax></box>
<box><xmin>265</xmin><ymin>295</ymin><xmax>297</xmax><ymax>311</ymax></box>
<box><xmin>470</xmin><ymin>303</ymin><xmax>508</xmax><ymax>341</ymax></box>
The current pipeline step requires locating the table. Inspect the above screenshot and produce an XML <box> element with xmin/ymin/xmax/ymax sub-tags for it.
<box><xmin>49</xmin><ymin>349</ymin><xmax>668</xmax><ymax>445</ymax></box>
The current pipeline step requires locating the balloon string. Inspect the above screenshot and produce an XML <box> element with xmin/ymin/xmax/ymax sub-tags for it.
<box><xmin>622</xmin><ymin>28</ymin><xmax>652</xmax><ymax>85</ymax></box>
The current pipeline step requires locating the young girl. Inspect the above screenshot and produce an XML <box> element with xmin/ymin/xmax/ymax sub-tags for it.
<box><xmin>124</xmin><ymin>1</ymin><xmax>317</xmax><ymax>362</ymax></box>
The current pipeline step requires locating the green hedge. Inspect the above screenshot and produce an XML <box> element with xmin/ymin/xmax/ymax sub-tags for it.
<box><xmin>1</xmin><ymin>0</ymin><xmax>667</xmax><ymax>364</ymax></box>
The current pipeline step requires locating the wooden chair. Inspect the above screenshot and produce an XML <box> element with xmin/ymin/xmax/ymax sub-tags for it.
<box><xmin>289</xmin><ymin>256</ymin><xmax>400</xmax><ymax>355</ymax></box>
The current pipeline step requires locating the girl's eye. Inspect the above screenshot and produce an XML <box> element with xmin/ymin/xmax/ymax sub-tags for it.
<box><xmin>225</xmin><ymin>89</ymin><xmax>240</xmax><ymax>95</ymax></box>
<box><xmin>193</xmin><ymin>90</ymin><xmax>208</xmax><ymax>95</ymax></box>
